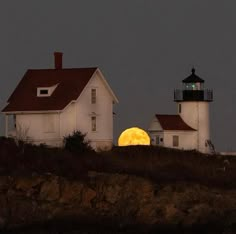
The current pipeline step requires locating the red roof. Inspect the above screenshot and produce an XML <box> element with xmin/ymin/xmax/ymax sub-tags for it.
<box><xmin>2</xmin><ymin>68</ymin><xmax>97</xmax><ymax>112</ymax></box>
<box><xmin>155</xmin><ymin>114</ymin><xmax>196</xmax><ymax>131</ymax></box>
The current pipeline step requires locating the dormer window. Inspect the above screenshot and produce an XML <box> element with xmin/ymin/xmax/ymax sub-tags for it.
<box><xmin>37</xmin><ymin>84</ymin><xmax>58</xmax><ymax>97</ymax></box>
<box><xmin>37</xmin><ymin>88</ymin><xmax>50</xmax><ymax>97</ymax></box>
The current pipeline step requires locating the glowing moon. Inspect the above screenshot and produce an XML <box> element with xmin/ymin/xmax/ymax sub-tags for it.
<box><xmin>118</xmin><ymin>127</ymin><xmax>150</xmax><ymax>146</ymax></box>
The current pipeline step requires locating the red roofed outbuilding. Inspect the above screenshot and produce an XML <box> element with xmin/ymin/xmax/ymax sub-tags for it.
<box><xmin>148</xmin><ymin>114</ymin><xmax>197</xmax><ymax>150</ymax></box>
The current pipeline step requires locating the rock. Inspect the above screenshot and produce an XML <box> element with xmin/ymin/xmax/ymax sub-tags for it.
<box><xmin>15</xmin><ymin>176</ymin><xmax>44</xmax><ymax>197</ymax></box>
<box><xmin>122</xmin><ymin>176</ymin><xmax>154</xmax><ymax>202</ymax></box>
<box><xmin>59</xmin><ymin>180</ymin><xmax>84</xmax><ymax>204</ymax></box>
<box><xmin>15</xmin><ymin>176</ymin><xmax>44</xmax><ymax>192</ymax></box>
<box><xmin>183</xmin><ymin>203</ymin><xmax>212</xmax><ymax>227</ymax></box>
<box><xmin>164</xmin><ymin>204</ymin><xmax>184</xmax><ymax>225</ymax></box>
<box><xmin>104</xmin><ymin>184</ymin><xmax>121</xmax><ymax>204</ymax></box>
<box><xmin>135</xmin><ymin>179</ymin><xmax>155</xmax><ymax>205</ymax></box>
<box><xmin>39</xmin><ymin>176</ymin><xmax>60</xmax><ymax>201</ymax></box>
<box><xmin>81</xmin><ymin>187</ymin><xmax>96</xmax><ymax>208</ymax></box>
<box><xmin>136</xmin><ymin>203</ymin><xmax>158</xmax><ymax>224</ymax></box>
<box><xmin>0</xmin><ymin>173</ymin><xmax>236</xmax><ymax>230</ymax></box>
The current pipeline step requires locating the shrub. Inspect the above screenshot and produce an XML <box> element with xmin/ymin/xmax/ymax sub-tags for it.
<box><xmin>63</xmin><ymin>131</ymin><xmax>93</xmax><ymax>154</ymax></box>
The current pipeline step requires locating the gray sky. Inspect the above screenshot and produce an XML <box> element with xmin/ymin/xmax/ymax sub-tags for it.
<box><xmin>1</xmin><ymin>1</ymin><xmax>236</xmax><ymax>151</ymax></box>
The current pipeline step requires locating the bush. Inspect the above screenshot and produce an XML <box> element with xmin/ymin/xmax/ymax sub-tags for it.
<box><xmin>63</xmin><ymin>131</ymin><xmax>93</xmax><ymax>154</ymax></box>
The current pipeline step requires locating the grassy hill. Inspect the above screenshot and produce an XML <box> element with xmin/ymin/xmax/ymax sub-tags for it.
<box><xmin>0</xmin><ymin>137</ymin><xmax>235</xmax><ymax>189</ymax></box>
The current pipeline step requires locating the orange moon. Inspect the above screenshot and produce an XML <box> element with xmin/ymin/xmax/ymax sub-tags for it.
<box><xmin>118</xmin><ymin>127</ymin><xmax>150</xmax><ymax>146</ymax></box>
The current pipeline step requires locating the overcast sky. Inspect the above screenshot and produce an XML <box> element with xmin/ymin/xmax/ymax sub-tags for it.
<box><xmin>1</xmin><ymin>1</ymin><xmax>236</xmax><ymax>151</ymax></box>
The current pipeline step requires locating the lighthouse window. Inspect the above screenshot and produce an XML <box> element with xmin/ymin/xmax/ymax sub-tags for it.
<box><xmin>173</xmin><ymin>135</ymin><xmax>179</xmax><ymax>147</ymax></box>
<box><xmin>185</xmin><ymin>83</ymin><xmax>198</xmax><ymax>90</ymax></box>
<box><xmin>178</xmin><ymin>104</ymin><xmax>181</xmax><ymax>113</ymax></box>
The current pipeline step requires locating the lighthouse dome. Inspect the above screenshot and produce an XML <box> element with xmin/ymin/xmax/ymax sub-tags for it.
<box><xmin>182</xmin><ymin>68</ymin><xmax>204</xmax><ymax>83</ymax></box>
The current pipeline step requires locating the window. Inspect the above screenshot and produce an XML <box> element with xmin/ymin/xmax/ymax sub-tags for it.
<box><xmin>37</xmin><ymin>84</ymin><xmax>58</xmax><ymax>97</ymax></box>
<box><xmin>40</xmin><ymin>89</ymin><xmax>49</xmax><ymax>95</ymax></box>
<box><xmin>37</xmin><ymin>88</ymin><xmax>50</xmax><ymax>97</ymax></box>
<box><xmin>13</xmin><ymin>115</ymin><xmax>16</xmax><ymax>128</ymax></box>
<box><xmin>173</xmin><ymin>135</ymin><xmax>179</xmax><ymax>147</ymax></box>
<box><xmin>91</xmin><ymin>116</ymin><xmax>96</xmax><ymax>131</ymax></box>
<box><xmin>179</xmin><ymin>104</ymin><xmax>181</xmax><ymax>113</ymax></box>
<box><xmin>91</xmin><ymin>89</ymin><xmax>96</xmax><ymax>104</ymax></box>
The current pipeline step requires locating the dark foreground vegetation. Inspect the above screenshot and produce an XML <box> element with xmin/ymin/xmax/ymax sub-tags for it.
<box><xmin>0</xmin><ymin>136</ymin><xmax>236</xmax><ymax>234</ymax></box>
<box><xmin>0</xmin><ymin>136</ymin><xmax>235</xmax><ymax>189</ymax></box>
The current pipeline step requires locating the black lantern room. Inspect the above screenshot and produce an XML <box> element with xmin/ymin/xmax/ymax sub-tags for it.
<box><xmin>174</xmin><ymin>68</ymin><xmax>213</xmax><ymax>102</ymax></box>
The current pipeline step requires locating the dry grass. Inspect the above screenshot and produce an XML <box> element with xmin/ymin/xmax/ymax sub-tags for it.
<box><xmin>0</xmin><ymin>137</ymin><xmax>235</xmax><ymax>188</ymax></box>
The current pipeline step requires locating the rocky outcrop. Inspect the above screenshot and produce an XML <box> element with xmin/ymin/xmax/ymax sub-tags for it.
<box><xmin>0</xmin><ymin>172</ymin><xmax>235</xmax><ymax>232</ymax></box>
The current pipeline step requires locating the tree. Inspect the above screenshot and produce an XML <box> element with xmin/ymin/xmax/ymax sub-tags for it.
<box><xmin>63</xmin><ymin>131</ymin><xmax>93</xmax><ymax>154</ymax></box>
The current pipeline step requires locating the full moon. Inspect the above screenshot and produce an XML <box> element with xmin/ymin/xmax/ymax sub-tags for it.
<box><xmin>118</xmin><ymin>127</ymin><xmax>150</xmax><ymax>146</ymax></box>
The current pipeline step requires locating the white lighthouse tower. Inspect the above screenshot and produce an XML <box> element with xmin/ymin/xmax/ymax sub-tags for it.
<box><xmin>174</xmin><ymin>68</ymin><xmax>214</xmax><ymax>154</ymax></box>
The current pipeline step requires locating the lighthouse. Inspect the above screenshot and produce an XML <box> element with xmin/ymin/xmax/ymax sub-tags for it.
<box><xmin>174</xmin><ymin>68</ymin><xmax>213</xmax><ymax>154</ymax></box>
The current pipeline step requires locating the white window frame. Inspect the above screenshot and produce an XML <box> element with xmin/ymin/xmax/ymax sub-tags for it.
<box><xmin>38</xmin><ymin>88</ymin><xmax>50</xmax><ymax>97</ymax></box>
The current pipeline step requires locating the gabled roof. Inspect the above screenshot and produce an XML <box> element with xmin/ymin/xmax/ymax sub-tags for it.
<box><xmin>182</xmin><ymin>68</ymin><xmax>204</xmax><ymax>83</ymax></box>
<box><xmin>155</xmin><ymin>114</ymin><xmax>196</xmax><ymax>131</ymax></box>
<box><xmin>2</xmin><ymin>67</ymin><xmax>117</xmax><ymax>113</ymax></box>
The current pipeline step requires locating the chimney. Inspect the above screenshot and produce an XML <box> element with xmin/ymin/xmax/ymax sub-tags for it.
<box><xmin>54</xmin><ymin>52</ymin><xmax>63</xmax><ymax>69</ymax></box>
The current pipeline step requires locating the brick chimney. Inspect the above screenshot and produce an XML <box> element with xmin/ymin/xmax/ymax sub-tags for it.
<box><xmin>54</xmin><ymin>52</ymin><xmax>63</xmax><ymax>69</ymax></box>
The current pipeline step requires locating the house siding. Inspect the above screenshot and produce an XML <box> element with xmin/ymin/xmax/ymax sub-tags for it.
<box><xmin>16</xmin><ymin>113</ymin><xmax>61</xmax><ymax>146</ymax></box>
<box><xmin>163</xmin><ymin>131</ymin><xmax>197</xmax><ymax>150</ymax></box>
<box><xmin>179</xmin><ymin>101</ymin><xmax>210</xmax><ymax>153</ymax></box>
<box><xmin>148</xmin><ymin>117</ymin><xmax>163</xmax><ymax>131</ymax></box>
<box><xmin>148</xmin><ymin>117</ymin><xmax>163</xmax><ymax>146</ymax></box>
<box><xmin>75</xmin><ymin>71</ymin><xmax>113</xmax><ymax>150</ymax></box>
<box><xmin>60</xmin><ymin>102</ymin><xmax>76</xmax><ymax>138</ymax></box>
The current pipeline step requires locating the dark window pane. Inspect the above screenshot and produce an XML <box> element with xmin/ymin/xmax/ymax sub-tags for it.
<box><xmin>40</xmin><ymin>89</ymin><xmax>48</xmax><ymax>95</ymax></box>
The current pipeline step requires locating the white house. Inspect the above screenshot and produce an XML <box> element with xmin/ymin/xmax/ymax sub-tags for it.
<box><xmin>148</xmin><ymin>68</ymin><xmax>214</xmax><ymax>154</ymax></box>
<box><xmin>2</xmin><ymin>52</ymin><xmax>118</xmax><ymax>150</ymax></box>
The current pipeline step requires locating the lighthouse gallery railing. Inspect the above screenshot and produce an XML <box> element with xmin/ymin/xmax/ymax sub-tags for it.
<box><xmin>174</xmin><ymin>89</ymin><xmax>213</xmax><ymax>102</ymax></box>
